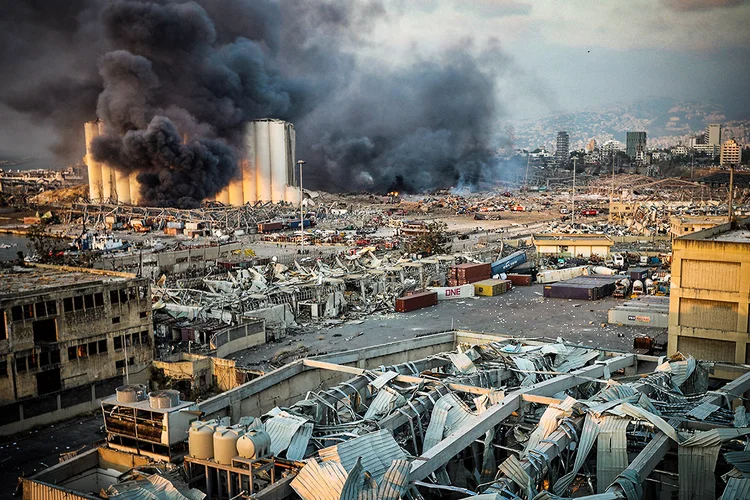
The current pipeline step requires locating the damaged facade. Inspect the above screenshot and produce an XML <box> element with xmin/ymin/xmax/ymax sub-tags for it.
<box><xmin>0</xmin><ymin>264</ymin><xmax>153</xmax><ymax>435</ymax></box>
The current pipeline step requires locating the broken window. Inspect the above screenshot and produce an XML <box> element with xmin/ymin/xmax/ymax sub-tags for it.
<box><xmin>110</xmin><ymin>290</ymin><xmax>120</xmax><ymax>305</ymax></box>
<box><xmin>50</xmin><ymin>349</ymin><xmax>60</xmax><ymax>364</ymax></box>
<box><xmin>138</xmin><ymin>285</ymin><xmax>148</xmax><ymax>299</ymax></box>
<box><xmin>88</xmin><ymin>341</ymin><xmax>98</xmax><ymax>356</ymax></box>
<box><xmin>84</xmin><ymin>294</ymin><xmax>94</xmax><ymax>310</ymax></box>
<box><xmin>115</xmin><ymin>359</ymin><xmax>125</xmax><ymax>370</ymax></box>
<box><xmin>128</xmin><ymin>357</ymin><xmax>135</xmax><ymax>366</ymax></box>
<box><xmin>0</xmin><ymin>310</ymin><xmax>6</xmax><ymax>340</ymax></box>
<box><xmin>39</xmin><ymin>351</ymin><xmax>50</xmax><ymax>367</ymax></box>
<box><xmin>73</xmin><ymin>296</ymin><xmax>83</xmax><ymax>311</ymax></box>
<box><xmin>128</xmin><ymin>287</ymin><xmax>137</xmax><ymax>301</ymax></box>
<box><xmin>46</xmin><ymin>301</ymin><xmax>56</xmax><ymax>316</ymax></box>
<box><xmin>16</xmin><ymin>356</ymin><xmax>26</xmax><ymax>372</ymax></box>
<box><xmin>11</xmin><ymin>305</ymin><xmax>23</xmax><ymax>322</ymax></box>
<box><xmin>140</xmin><ymin>331</ymin><xmax>149</xmax><ymax>345</ymax></box>
<box><xmin>24</xmin><ymin>304</ymin><xmax>34</xmax><ymax>320</ymax></box>
<box><xmin>35</xmin><ymin>302</ymin><xmax>46</xmax><ymax>318</ymax></box>
<box><xmin>0</xmin><ymin>360</ymin><xmax>7</xmax><ymax>377</ymax></box>
<box><xmin>140</xmin><ymin>311</ymin><xmax>148</xmax><ymax>318</ymax></box>
<box><xmin>114</xmin><ymin>336</ymin><xmax>123</xmax><ymax>350</ymax></box>
<box><xmin>94</xmin><ymin>293</ymin><xmax>104</xmax><ymax>307</ymax></box>
<box><xmin>36</xmin><ymin>368</ymin><xmax>61</xmax><ymax>395</ymax></box>
<box><xmin>98</xmin><ymin>339</ymin><xmax>107</xmax><ymax>353</ymax></box>
<box><xmin>32</xmin><ymin>318</ymin><xmax>57</xmax><ymax>343</ymax></box>
<box><xmin>27</xmin><ymin>353</ymin><xmax>37</xmax><ymax>369</ymax></box>
<box><xmin>77</xmin><ymin>344</ymin><xmax>88</xmax><ymax>358</ymax></box>
<box><xmin>112</xmin><ymin>316</ymin><xmax>120</xmax><ymax>324</ymax></box>
<box><xmin>63</xmin><ymin>297</ymin><xmax>74</xmax><ymax>313</ymax></box>
<box><xmin>68</xmin><ymin>346</ymin><xmax>77</xmax><ymax>361</ymax></box>
<box><xmin>119</xmin><ymin>289</ymin><xmax>128</xmax><ymax>304</ymax></box>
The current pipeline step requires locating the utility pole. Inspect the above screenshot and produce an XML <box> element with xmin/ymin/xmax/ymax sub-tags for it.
<box><xmin>571</xmin><ymin>157</ymin><xmax>577</xmax><ymax>225</ymax></box>
<box><xmin>297</xmin><ymin>160</ymin><xmax>306</xmax><ymax>252</ymax></box>
<box><xmin>728</xmin><ymin>165</ymin><xmax>735</xmax><ymax>224</ymax></box>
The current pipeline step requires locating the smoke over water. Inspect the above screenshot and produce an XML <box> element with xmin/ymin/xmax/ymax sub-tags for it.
<box><xmin>1</xmin><ymin>0</ymin><xmax>506</xmax><ymax>206</ymax></box>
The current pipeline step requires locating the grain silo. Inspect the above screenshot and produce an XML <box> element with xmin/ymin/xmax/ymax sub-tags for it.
<box><xmin>96</xmin><ymin>121</ymin><xmax>114</xmax><ymax>203</ymax></box>
<box><xmin>84</xmin><ymin>121</ymin><xmax>103</xmax><ymax>201</ymax></box>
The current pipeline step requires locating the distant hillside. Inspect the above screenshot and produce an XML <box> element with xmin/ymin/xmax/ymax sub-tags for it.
<box><xmin>505</xmin><ymin>98</ymin><xmax>749</xmax><ymax>151</ymax></box>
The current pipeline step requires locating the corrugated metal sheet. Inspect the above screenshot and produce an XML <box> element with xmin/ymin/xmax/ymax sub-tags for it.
<box><xmin>107</xmin><ymin>474</ymin><xmax>205</xmax><ymax>500</ymax></box>
<box><xmin>524</xmin><ymin>396</ymin><xmax>577</xmax><ymax>455</ymax></box>
<box><xmin>596</xmin><ymin>416</ymin><xmax>630</xmax><ymax>493</ymax></box>
<box><xmin>553</xmin><ymin>347</ymin><xmax>600</xmax><ymax>373</ymax></box>
<box><xmin>422</xmin><ymin>393</ymin><xmax>474</xmax><ymax>453</ymax></box>
<box><xmin>291</xmin><ymin>459</ymin><xmax>348</xmax><ymax>500</ymax></box>
<box><xmin>686</xmin><ymin>401</ymin><xmax>720</xmax><ymax>420</ymax></box>
<box><xmin>497</xmin><ymin>454</ymin><xmax>534</xmax><ymax>499</ymax></box>
<box><xmin>724</xmin><ymin>451</ymin><xmax>750</xmax><ymax>474</ymax></box>
<box><xmin>21</xmin><ymin>480</ymin><xmax>98</xmax><ymax>500</ymax></box>
<box><xmin>554</xmin><ymin>413</ymin><xmax>600</xmax><ymax>495</ymax></box>
<box><xmin>376</xmin><ymin>459</ymin><xmax>411</xmax><ymax>500</ymax></box>
<box><xmin>265</xmin><ymin>412</ymin><xmax>309</xmax><ymax>456</ymax></box>
<box><xmin>286</xmin><ymin>422</ymin><xmax>313</xmax><ymax>461</ymax></box>
<box><xmin>721</xmin><ymin>477</ymin><xmax>750</xmax><ymax>500</ymax></box>
<box><xmin>678</xmin><ymin>437</ymin><xmax>721</xmax><ymax>500</ymax></box>
<box><xmin>734</xmin><ymin>406</ymin><xmax>748</xmax><ymax>427</ymax></box>
<box><xmin>363</xmin><ymin>388</ymin><xmax>403</xmax><ymax>420</ymax></box>
<box><xmin>318</xmin><ymin>429</ymin><xmax>407</xmax><ymax>484</ymax></box>
<box><xmin>611</xmin><ymin>403</ymin><xmax>680</xmax><ymax>442</ymax></box>
<box><xmin>448</xmin><ymin>352</ymin><xmax>477</xmax><ymax>374</ymax></box>
<box><xmin>593</xmin><ymin>383</ymin><xmax>636</xmax><ymax>402</ymax></box>
<box><xmin>370</xmin><ymin>371</ymin><xmax>399</xmax><ymax>389</ymax></box>
<box><xmin>511</xmin><ymin>356</ymin><xmax>537</xmax><ymax>386</ymax></box>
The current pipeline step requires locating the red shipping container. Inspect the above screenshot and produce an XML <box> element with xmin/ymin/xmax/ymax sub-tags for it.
<box><xmin>395</xmin><ymin>290</ymin><xmax>438</xmax><ymax>312</ymax></box>
<box><xmin>507</xmin><ymin>274</ymin><xmax>532</xmax><ymax>286</ymax></box>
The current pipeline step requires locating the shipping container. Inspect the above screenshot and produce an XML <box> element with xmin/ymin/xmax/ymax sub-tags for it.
<box><xmin>543</xmin><ymin>284</ymin><xmax>597</xmax><ymax>300</ymax></box>
<box><xmin>491</xmin><ymin>251</ymin><xmax>527</xmax><ymax>276</ymax></box>
<box><xmin>629</xmin><ymin>267</ymin><xmax>650</xmax><ymax>282</ymax></box>
<box><xmin>507</xmin><ymin>273</ymin><xmax>532</xmax><ymax>286</ymax></box>
<box><xmin>473</xmin><ymin>279</ymin><xmax>510</xmax><ymax>296</ymax></box>
<box><xmin>257</xmin><ymin>221</ymin><xmax>284</xmax><ymax>233</ymax></box>
<box><xmin>395</xmin><ymin>290</ymin><xmax>438</xmax><ymax>312</ymax></box>
<box><xmin>427</xmin><ymin>284</ymin><xmax>475</xmax><ymax>300</ymax></box>
<box><xmin>536</xmin><ymin>265</ymin><xmax>589</xmax><ymax>284</ymax></box>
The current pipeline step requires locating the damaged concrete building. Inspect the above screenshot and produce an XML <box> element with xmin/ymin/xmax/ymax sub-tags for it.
<box><xmin>19</xmin><ymin>330</ymin><xmax>750</xmax><ymax>500</ymax></box>
<box><xmin>0</xmin><ymin>264</ymin><xmax>153</xmax><ymax>435</ymax></box>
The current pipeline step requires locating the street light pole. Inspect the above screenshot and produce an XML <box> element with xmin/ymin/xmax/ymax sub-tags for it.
<box><xmin>571</xmin><ymin>157</ymin><xmax>577</xmax><ymax>225</ymax></box>
<box><xmin>297</xmin><ymin>160</ymin><xmax>306</xmax><ymax>252</ymax></box>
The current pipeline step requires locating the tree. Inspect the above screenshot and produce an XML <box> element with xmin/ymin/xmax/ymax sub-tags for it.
<box><xmin>26</xmin><ymin>223</ymin><xmax>68</xmax><ymax>263</ymax></box>
<box><xmin>404</xmin><ymin>222</ymin><xmax>450</xmax><ymax>256</ymax></box>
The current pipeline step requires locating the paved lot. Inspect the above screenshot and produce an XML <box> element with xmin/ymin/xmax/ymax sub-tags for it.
<box><xmin>229</xmin><ymin>284</ymin><xmax>667</xmax><ymax>371</ymax></box>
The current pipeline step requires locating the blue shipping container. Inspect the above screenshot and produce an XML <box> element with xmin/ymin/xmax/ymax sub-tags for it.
<box><xmin>491</xmin><ymin>250</ymin><xmax>527</xmax><ymax>276</ymax></box>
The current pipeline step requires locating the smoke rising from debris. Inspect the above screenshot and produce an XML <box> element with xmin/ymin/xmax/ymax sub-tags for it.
<box><xmin>0</xmin><ymin>0</ymin><xmax>505</xmax><ymax>206</ymax></box>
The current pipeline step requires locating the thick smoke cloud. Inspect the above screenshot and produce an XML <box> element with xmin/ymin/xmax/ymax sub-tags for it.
<box><xmin>0</xmin><ymin>0</ymin><xmax>505</xmax><ymax>206</ymax></box>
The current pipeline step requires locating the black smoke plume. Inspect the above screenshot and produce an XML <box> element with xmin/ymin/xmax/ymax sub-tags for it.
<box><xmin>0</xmin><ymin>0</ymin><xmax>505</xmax><ymax>206</ymax></box>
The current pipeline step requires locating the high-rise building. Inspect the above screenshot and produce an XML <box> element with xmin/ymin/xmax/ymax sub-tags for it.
<box><xmin>706</xmin><ymin>124</ymin><xmax>722</xmax><ymax>146</ymax></box>
<box><xmin>585</xmin><ymin>138</ymin><xmax>597</xmax><ymax>153</ymax></box>
<box><xmin>720</xmin><ymin>138</ymin><xmax>741</xmax><ymax>166</ymax></box>
<box><xmin>626</xmin><ymin>132</ymin><xmax>647</xmax><ymax>160</ymax></box>
<box><xmin>555</xmin><ymin>131</ymin><xmax>569</xmax><ymax>168</ymax></box>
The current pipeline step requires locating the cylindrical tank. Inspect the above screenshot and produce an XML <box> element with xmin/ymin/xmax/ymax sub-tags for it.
<box><xmin>97</xmin><ymin>121</ymin><xmax>114</xmax><ymax>202</ymax></box>
<box><xmin>255</xmin><ymin>120</ymin><xmax>272</xmax><ymax>202</ymax></box>
<box><xmin>114</xmin><ymin>168</ymin><xmax>131</xmax><ymax>204</ymax></box>
<box><xmin>189</xmin><ymin>420</ymin><xmax>218</xmax><ymax>459</ymax></box>
<box><xmin>644</xmin><ymin>278</ymin><xmax>655</xmax><ymax>294</ymax></box>
<box><xmin>269</xmin><ymin>120</ymin><xmax>287</xmax><ymax>202</ymax></box>
<box><xmin>228</xmin><ymin>174</ymin><xmax>244</xmax><ymax>207</ymax></box>
<box><xmin>592</xmin><ymin>266</ymin><xmax>616</xmax><ymax>275</ymax></box>
<box><xmin>213</xmin><ymin>426</ymin><xmax>244</xmax><ymax>465</ymax></box>
<box><xmin>84</xmin><ymin>122</ymin><xmax>104</xmax><ymax>202</ymax></box>
<box><xmin>129</xmin><ymin>173</ymin><xmax>141</xmax><ymax>206</ymax></box>
<box><xmin>148</xmin><ymin>389</ymin><xmax>180</xmax><ymax>409</ymax></box>
<box><xmin>116</xmin><ymin>384</ymin><xmax>147</xmax><ymax>403</ymax></box>
<box><xmin>216</xmin><ymin>186</ymin><xmax>230</xmax><ymax>205</ymax></box>
<box><xmin>285</xmin><ymin>185</ymin><xmax>300</xmax><ymax>205</ymax></box>
<box><xmin>237</xmin><ymin>429</ymin><xmax>271</xmax><ymax>460</ymax></box>
<box><xmin>242</xmin><ymin>122</ymin><xmax>257</xmax><ymax>204</ymax></box>
<box><xmin>632</xmin><ymin>280</ymin><xmax>644</xmax><ymax>295</ymax></box>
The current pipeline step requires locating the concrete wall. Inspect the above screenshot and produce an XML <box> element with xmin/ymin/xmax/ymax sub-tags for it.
<box><xmin>197</xmin><ymin>332</ymin><xmax>455</xmax><ymax>423</ymax></box>
<box><xmin>668</xmin><ymin>219</ymin><xmax>750</xmax><ymax>363</ymax></box>
<box><xmin>213</xmin><ymin>320</ymin><xmax>266</xmax><ymax>358</ymax></box>
<box><xmin>93</xmin><ymin>242</ymin><xmax>244</xmax><ymax>271</ymax></box>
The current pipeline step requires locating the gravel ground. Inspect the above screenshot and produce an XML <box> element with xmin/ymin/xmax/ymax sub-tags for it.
<box><xmin>227</xmin><ymin>284</ymin><xmax>667</xmax><ymax>371</ymax></box>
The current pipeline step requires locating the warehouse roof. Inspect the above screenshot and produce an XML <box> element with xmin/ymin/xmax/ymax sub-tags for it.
<box><xmin>677</xmin><ymin>216</ymin><xmax>750</xmax><ymax>243</ymax></box>
<box><xmin>532</xmin><ymin>233</ymin><xmax>614</xmax><ymax>245</ymax></box>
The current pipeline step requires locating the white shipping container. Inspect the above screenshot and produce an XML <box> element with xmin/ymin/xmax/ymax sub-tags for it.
<box><xmin>427</xmin><ymin>284</ymin><xmax>475</xmax><ymax>300</ymax></box>
<box><xmin>536</xmin><ymin>265</ymin><xmax>589</xmax><ymax>284</ymax></box>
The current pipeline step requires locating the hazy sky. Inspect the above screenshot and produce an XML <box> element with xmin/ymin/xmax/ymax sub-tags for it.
<box><xmin>1</xmin><ymin>0</ymin><xmax>748</xmax><ymax>161</ymax></box>
<box><xmin>363</xmin><ymin>0</ymin><xmax>750</xmax><ymax>119</ymax></box>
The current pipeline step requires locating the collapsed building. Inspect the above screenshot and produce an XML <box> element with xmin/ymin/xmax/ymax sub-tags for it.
<box><xmin>20</xmin><ymin>330</ymin><xmax>750</xmax><ymax>499</ymax></box>
<box><xmin>85</xmin><ymin>119</ymin><xmax>299</xmax><ymax>206</ymax></box>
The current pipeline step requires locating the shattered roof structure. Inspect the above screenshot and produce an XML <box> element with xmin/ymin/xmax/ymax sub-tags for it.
<box><xmin>22</xmin><ymin>332</ymin><xmax>750</xmax><ymax>500</ymax></box>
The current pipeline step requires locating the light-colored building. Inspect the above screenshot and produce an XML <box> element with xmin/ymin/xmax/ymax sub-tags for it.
<box><xmin>668</xmin><ymin>217</ymin><xmax>750</xmax><ymax>364</ymax></box>
<box><xmin>532</xmin><ymin>233</ymin><xmax>614</xmax><ymax>258</ymax></box>
<box><xmin>669</xmin><ymin>215</ymin><xmax>726</xmax><ymax>239</ymax></box>
<box><xmin>694</xmin><ymin>143</ymin><xmax>720</xmax><ymax>158</ymax></box>
<box><xmin>720</xmin><ymin>138</ymin><xmax>741</xmax><ymax>166</ymax></box>
<box><xmin>707</xmin><ymin>123</ymin><xmax>722</xmax><ymax>146</ymax></box>
<box><xmin>0</xmin><ymin>265</ymin><xmax>153</xmax><ymax>435</ymax></box>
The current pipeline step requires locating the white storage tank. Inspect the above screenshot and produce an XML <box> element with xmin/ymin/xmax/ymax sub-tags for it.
<box><xmin>189</xmin><ymin>420</ymin><xmax>218</xmax><ymax>459</ymax></box>
<box><xmin>254</xmin><ymin>120</ymin><xmax>272</xmax><ymax>202</ymax></box>
<box><xmin>98</xmin><ymin>121</ymin><xmax>114</xmax><ymax>202</ymax></box>
<box><xmin>149</xmin><ymin>390</ymin><xmax>180</xmax><ymax>409</ymax></box>
<box><xmin>269</xmin><ymin>120</ymin><xmax>287</xmax><ymax>203</ymax></box>
<box><xmin>84</xmin><ymin>121</ymin><xmax>104</xmax><ymax>202</ymax></box>
<box><xmin>242</xmin><ymin>123</ymin><xmax>257</xmax><ymax>204</ymax></box>
<box><xmin>237</xmin><ymin>429</ymin><xmax>271</xmax><ymax>460</ymax></box>
<box><xmin>213</xmin><ymin>426</ymin><xmax>244</xmax><ymax>465</ymax></box>
<box><xmin>115</xmin><ymin>384</ymin><xmax>147</xmax><ymax>403</ymax></box>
